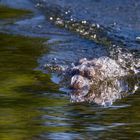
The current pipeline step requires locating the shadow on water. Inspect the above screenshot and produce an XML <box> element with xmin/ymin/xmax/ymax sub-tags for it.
<box><xmin>0</xmin><ymin>0</ymin><xmax>140</xmax><ymax>140</ymax></box>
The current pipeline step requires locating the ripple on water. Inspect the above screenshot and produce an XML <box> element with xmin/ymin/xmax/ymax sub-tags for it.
<box><xmin>0</xmin><ymin>0</ymin><xmax>140</xmax><ymax>140</ymax></box>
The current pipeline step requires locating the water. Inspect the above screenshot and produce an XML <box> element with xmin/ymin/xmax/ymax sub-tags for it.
<box><xmin>0</xmin><ymin>0</ymin><xmax>140</xmax><ymax>139</ymax></box>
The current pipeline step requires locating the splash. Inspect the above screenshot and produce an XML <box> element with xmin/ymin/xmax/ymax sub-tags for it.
<box><xmin>69</xmin><ymin>57</ymin><xmax>139</xmax><ymax>106</ymax></box>
<box><xmin>34</xmin><ymin>0</ymin><xmax>140</xmax><ymax>106</ymax></box>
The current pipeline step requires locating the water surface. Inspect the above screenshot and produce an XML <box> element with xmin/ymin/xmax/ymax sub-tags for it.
<box><xmin>0</xmin><ymin>0</ymin><xmax>140</xmax><ymax>140</ymax></box>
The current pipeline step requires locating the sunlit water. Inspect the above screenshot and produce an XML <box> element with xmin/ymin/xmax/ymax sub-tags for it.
<box><xmin>0</xmin><ymin>0</ymin><xmax>140</xmax><ymax>140</ymax></box>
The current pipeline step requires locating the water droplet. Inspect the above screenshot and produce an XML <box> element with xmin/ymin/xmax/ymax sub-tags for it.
<box><xmin>50</xmin><ymin>17</ymin><xmax>53</xmax><ymax>20</ymax></box>
<box><xmin>96</xmin><ymin>24</ymin><xmax>100</xmax><ymax>28</ymax></box>
<box><xmin>136</xmin><ymin>36</ymin><xmax>140</xmax><ymax>42</ymax></box>
<box><xmin>82</xmin><ymin>20</ymin><xmax>87</xmax><ymax>24</ymax></box>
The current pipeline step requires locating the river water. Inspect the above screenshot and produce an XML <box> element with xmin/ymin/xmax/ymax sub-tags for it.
<box><xmin>0</xmin><ymin>0</ymin><xmax>140</xmax><ymax>139</ymax></box>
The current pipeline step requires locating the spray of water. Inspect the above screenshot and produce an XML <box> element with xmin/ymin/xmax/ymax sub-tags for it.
<box><xmin>34</xmin><ymin>0</ymin><xmax>140</xmax><ymax>106</ymax></box>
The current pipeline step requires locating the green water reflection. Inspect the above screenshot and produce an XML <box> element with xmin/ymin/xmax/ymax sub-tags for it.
<box><xmin>0</xmin><ymin>5</ymin><xmax>32</xmax><ymax>19</ymax></box>
<box><xmin>0</xmin><ymin>33</ymin><xmax>67</xmax><ymax>140</ymax></box>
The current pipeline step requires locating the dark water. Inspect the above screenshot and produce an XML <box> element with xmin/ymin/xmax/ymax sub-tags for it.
<box><xmin>0</xmin><ymin>0</ymin><xmax>140</xmax><ymax>139</ymax></box>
